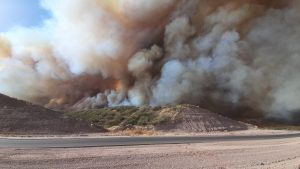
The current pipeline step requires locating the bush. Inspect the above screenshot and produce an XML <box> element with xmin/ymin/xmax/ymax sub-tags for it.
<box><xmin>137</xmin><ymin>116</ymin><xmax>150</xmax><ymax>125</ymax></box>
<box><xmin>151</xmin><ymin>115</ymin><xmax>169</xmax><ymax>125</ymax></box>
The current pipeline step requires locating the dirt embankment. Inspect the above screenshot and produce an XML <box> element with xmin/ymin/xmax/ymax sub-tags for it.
<box><xmin>0</xmin><ymin>94</ymin><xmax>98</xmax><ymax>135</ymax></box>
<box><xmin>69</xmin><ymin>104</ymin><xmax>252</xmax><ymax>134</ymax></box>
<box><xmin>155</xmin><ymin>105</ymin><xmax>251</xmax><ymax>132</ymax></box>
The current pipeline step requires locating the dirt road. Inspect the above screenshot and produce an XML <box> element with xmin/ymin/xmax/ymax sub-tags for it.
<box><xmin>1</xmin><ymin>137</ymin><xmax>299</xmax><ymax>169</ymax></box>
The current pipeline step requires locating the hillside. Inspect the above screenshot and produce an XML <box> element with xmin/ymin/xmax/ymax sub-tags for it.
<box><xmin>0</xmin><ymin>94</ymin><xmax>98</xmax><ymax>135</ymax></box>
<box><xmin>69</xmin><ymin>105</ymin><xmax>251</xmax><ymax>133</ymax></box>
<box><xmin>0</xmin><ymin>93</ymin><xmax>251</xmax><ymax>135</ymax></box>
<box><xmin>155</xmin><ymin>105</ymin><xmax>250</xmax><ymax>132</ymax></box>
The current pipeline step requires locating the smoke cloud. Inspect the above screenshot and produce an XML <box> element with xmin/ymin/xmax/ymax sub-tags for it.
<box><xmin>0</xmin><ymin>0</ymin><xmax>300</xmax><ymax>121</ymax></box>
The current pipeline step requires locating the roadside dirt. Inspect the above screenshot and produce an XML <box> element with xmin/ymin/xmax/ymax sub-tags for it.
<box><xmin>1</xmin><ymin>136</ymin><xmax>299</xmax><ymax>169</ymax></box>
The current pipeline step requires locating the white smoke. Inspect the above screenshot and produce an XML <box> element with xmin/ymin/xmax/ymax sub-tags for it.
<box><xmin>0</xmin><ymin>0</ymin><xmax>299</xmax><ymax>121</ymax></box>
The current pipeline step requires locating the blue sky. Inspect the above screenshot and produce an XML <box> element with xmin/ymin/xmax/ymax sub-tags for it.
<box><xmin>0</xmin><ymin>0</ymin><xmax>50</xmax><ymax>32</ymax></box>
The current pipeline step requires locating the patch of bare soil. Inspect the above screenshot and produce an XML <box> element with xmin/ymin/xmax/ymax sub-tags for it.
<box><xmin>155</xmin><ymin>104</ymin><xmax>251</xmax><ymax>132</ymax></box>
<box><xmin>0</xmin><ymin>94</ymin><xmax>99</xmax><ymax>135</ymax></box>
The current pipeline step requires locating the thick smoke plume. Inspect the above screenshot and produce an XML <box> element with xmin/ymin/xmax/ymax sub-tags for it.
<box><xmin>1</xmin><ymin>0</ymin><xmax>300</xmax><ymax>121</ymax></box>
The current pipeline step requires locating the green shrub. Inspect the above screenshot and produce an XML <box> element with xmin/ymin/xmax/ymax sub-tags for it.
<box><xmin>137</xmin><ymin>116</ymin><xmax>150</xmax><ymax>125</ymax></box>
<box><xmin>151</xmin><ymin>115</ymin><xmax>169</xmax><ymax>125</ymax></box>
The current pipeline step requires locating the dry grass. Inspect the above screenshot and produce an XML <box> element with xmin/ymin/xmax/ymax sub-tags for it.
<box><xmin>121</xmin><ymin>129</ymin><xmax>157</xmax><ymax>136</ymax></box>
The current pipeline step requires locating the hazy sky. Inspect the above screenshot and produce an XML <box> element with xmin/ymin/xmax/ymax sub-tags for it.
<box><xmin>0</xmin><ymin>0</ymin><xmax>49</xmax><ymax>32</ymax></box>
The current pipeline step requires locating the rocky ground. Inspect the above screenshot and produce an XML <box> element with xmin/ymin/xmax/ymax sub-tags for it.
<box><xmin>1</xmin><ymin>136</ymin><xmax>299</xmax><ymax>169</ymax></box>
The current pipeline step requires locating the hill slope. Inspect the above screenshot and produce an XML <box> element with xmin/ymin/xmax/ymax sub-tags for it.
<box><xmin>69</xmin><ymin>105</ymin><xmax>251</xmax><ymax>133</ymax></box>
<box><xmin>155</xmin><ymin>105</ymin><xmax>250</xmax><ymax>132</ymax></box>
<box><xmin>0</xmin><ymin>94</ymin><xmax>98</xmax><ymax>135</ymax></box>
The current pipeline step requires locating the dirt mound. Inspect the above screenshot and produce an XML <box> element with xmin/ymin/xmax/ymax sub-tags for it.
<box><xmin>0</xmin><ymin>94</ymin><xmax>99</xmax><ymax>135</ymax></box>
<box><xmin>156</xmin><ymin>105</ymin><xmax>250</xmax><ymax>132</ymax></box>
<box><xmin>0</xmin><ymin>94</ymin><xmax>29</xmax><ymax>108</ymax></box>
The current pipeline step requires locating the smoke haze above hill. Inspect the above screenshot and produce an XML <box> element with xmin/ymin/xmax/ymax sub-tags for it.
<box><xmin>0</xmin><ymin>0</ymin><xmax>300</xmax><ymax>121</ymax></box>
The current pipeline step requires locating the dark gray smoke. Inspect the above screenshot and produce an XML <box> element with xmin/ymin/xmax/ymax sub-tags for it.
<box><xmin>0</xmin><ymin>0</ymin><xmax>299</xmax><ymax>121</ymax></box>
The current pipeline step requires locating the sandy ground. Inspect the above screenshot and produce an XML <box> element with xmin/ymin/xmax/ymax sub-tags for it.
<box><xmin>1</xmin><ymin>135</ymin><xmax>299</xmax><ymax>169</ymax></box>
